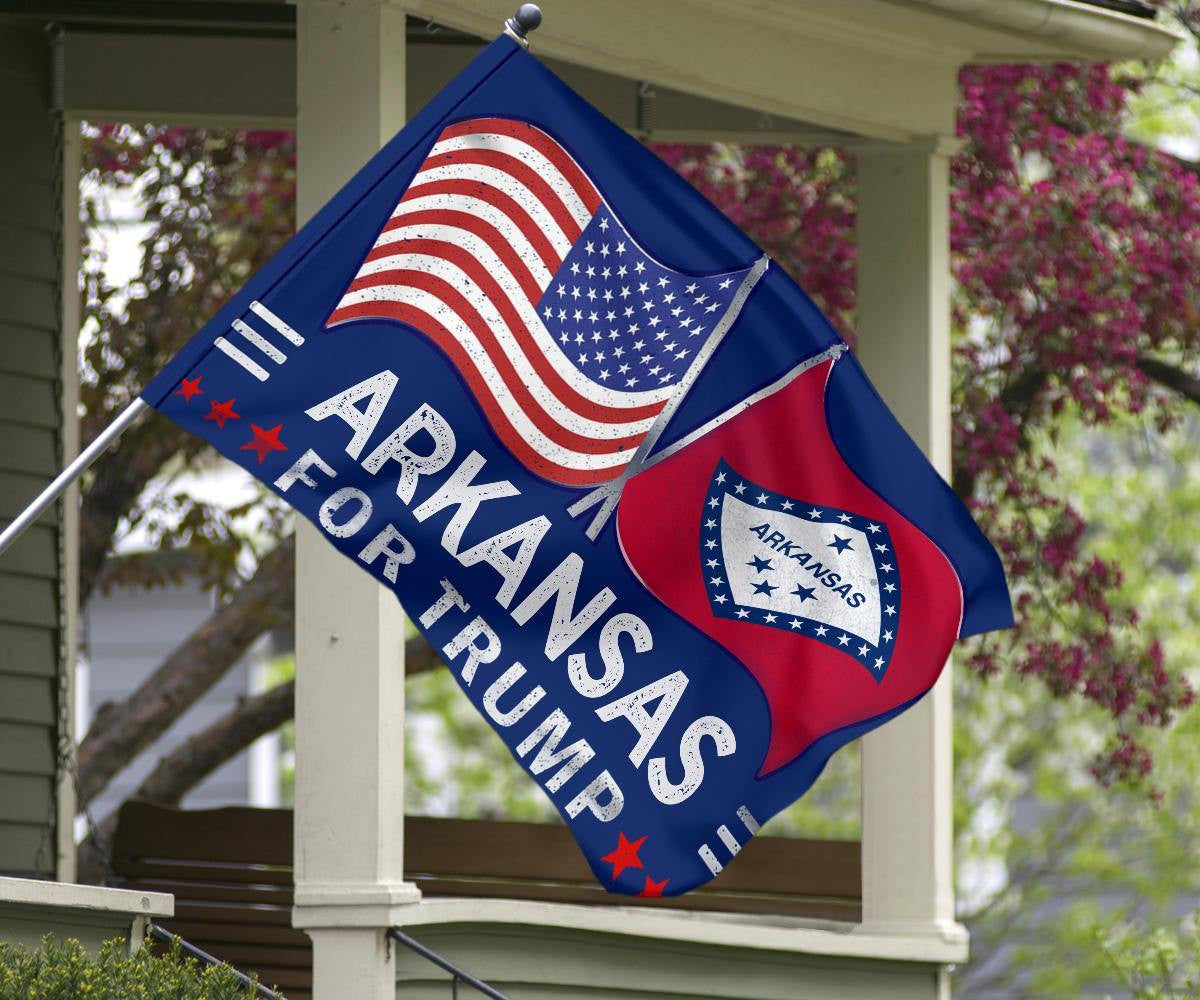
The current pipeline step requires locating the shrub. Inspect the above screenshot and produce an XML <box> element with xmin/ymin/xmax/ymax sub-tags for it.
<box><xmin>0</xmin><ymin>934</ymin><xmax>259</xmax><ymax>1000</ymax></box>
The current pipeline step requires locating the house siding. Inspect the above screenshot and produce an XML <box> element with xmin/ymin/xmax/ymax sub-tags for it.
<box><xmin>0</xmin><ymin>22</ymin><xmax>63</xmax><ymax>879</ymax></box>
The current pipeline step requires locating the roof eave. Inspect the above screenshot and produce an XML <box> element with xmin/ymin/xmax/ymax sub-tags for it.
<box><xmin>903</xmin><ymin>0</ymin><xmax>1183</xmax><ymax>62</ymax></box>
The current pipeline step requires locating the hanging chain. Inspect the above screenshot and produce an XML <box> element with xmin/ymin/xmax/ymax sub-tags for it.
<box><xmin>35</xmin><ymin>69</ymin><xmax>69</xmax><ymax>877</ymax></box>
<box><xmin>34</xmin><ymin>34</ymin><xmax>110</xmax><ymax>878</ymax></box>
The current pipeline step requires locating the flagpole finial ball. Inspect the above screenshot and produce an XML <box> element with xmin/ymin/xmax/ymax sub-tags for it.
<box><xmin>511</xmin><ymin>3</ymin><xmax>542</xmax><ymax>36</ymax></box>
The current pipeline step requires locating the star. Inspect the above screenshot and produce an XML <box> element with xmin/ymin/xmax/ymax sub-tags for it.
<box><xmin>176</xmin><ymin>376</ymin><xmax>203</xmax><ymax>401</ymax></box>
<box><xmin>885</xmin><ymin>605</ymin><xmax>897</xmax><ymax>616</ymax></box>
<box><xmin>858</xmin><ymin>643</ymin><xmax>870</xmax><ymax>656</ymax></box>
<box><xmin>875</xmin><ymin>543</ymin><xmax>890</xmax><ymax>554</ymax></box>
<box><xmin>705</xmin><ymin>518</ymin><xmax>717</xmax><ymax>529</ymax></box>
<box><xmin>780</xmin><ymin>500</ymin><xmax>794</xmax><ymax>511</ymax></box>
<box><xmin>791</xmin><ymin>584</ymin><xmax>816</xmax><ymax>602</ymax></box>
<box><xmin>705</xmin><ymin>539</ymin><xmax>717</xmax><ymax>550</ymax></box>
<box><xmin>240</xmin><ymin>423</ymin><xmax>287</xmax><ymax>464</ymax></box>
<box><xmin>755</xmin><ymin>493</ymin><xmax>769</xmax><ymax>505</ymax></box>
<box><xmin>709</xmin><ymin>577</ymin><xmax>724</xmax><ymax>586</ymax></box>
<box><xmin>874</xmin><ymin>657</ymin><xmax>886</xmax><ymax>670</ymax></box>
<box><xmin>880</xmin><ymin>563</ymin><xmax>894</xmax><ymax>573</ymax></box>
<box><xmin>814</xmin><ymin>625</ymin><xmax>828</xmax><ymax>637</ymax></box>
<box><xmin>837</xmin><ymin>513</ymin><xmax>852</xmax><ymax>523</ymax></box>
<box><xmin>746</xmin><ymin>555</ymin><xmax>773</xmax><ymax>573</ymax></box>
<box><xmin>203</xmin><ymin>398</ymin><xmax>240</xmax><ymax>428</ymax></box>
<box><xmin>883</xmin><ymin>629</ymin><xmax>894</xmax><ymax>642</ymax></box>
<box><xmin>706</xmin><ymin>558</ymin><xmax>719</xmax><ymax>569</ymax></box>
<box><xmin>867</xmin><ymin>523</ymin><xmax>882</xmax><ymax>534</ymax></box>
<box><xmin>735</xmin><ymin>608</ymin><xmax>750</xmax><ymax>619</ymax></box>
<box><xmin>828</xmin><ymin>535</ymin><xmax>853</xmax><ymax>554</ymax></box>
<box><xmin>715</xmin><ymin>471</ymin><xmax>727</xmax><ymax>484</ymax></box>
<box><xmin>807</xmin><ymin>507</ymin><xmax>823</xmax><ymax>519</ymax></box>
<box><xmin>763</xmin><ymin>612</ymin><xmax>778</xmax><ymax>623</ymax></box>
<box><xmin>789</xmin><ymin>619</ymin><xmax>804</xmax><ymax>629</ymax></box>
<box><xmin>707</xmin><ymin>496</ymin><xmax>720</xmax><ymax>509</ymax></box>
<box><xmin>714</xmin><ymin>594</ymin><xmax>727</xmax><ymax>604</ymax></box>
<box><xmin>734</xmin><ymin>482</ymin><xmax>747</xmax><ymax>495</ymax></box>
<box><xmin>637</xmin><ymin>875</ymin><xmax>669</xmax><ymax>898</ymax></box>
<box><xmin>837</xmin><ymin>634</ymin><xmax>850</xmax><ymax>646</ymax></box>
<box><xmin>884</xmin><ymin>582</ymin><xmax>897</xmax><ymax>593</ymax></box>
<box><xmin>601</xmin><ymin>832</ymin><xmax>646</xmax><ymax>880</ymax></box>
<box><xmin>751</xmin><ymin>579</ymin><xmax>777</xmax><ymax>597</ymax></box>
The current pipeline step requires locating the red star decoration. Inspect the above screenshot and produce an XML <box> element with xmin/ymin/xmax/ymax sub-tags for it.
<box><xmin>203</xmin><ymin>398</ymin><xmax>240</xmax><ymax>429</ymax></box>
<box><xmin>637</xmin><ymin>875</ymin><xmax>669</xmax><ymax>898</ymax></box>
<box><xmin>176</xmin><ymin>376</ymin><xmax>203</xmax><ymax>401</ymax></box>
<box><xmin>241</xmin><ymin>424</ymin><xmax>287</xmax><ymax>464</ymax></box>
<box><xmin>601</xmin><ymin>832</ymin><xmax>646</xmax><ymax>880</ymax></box>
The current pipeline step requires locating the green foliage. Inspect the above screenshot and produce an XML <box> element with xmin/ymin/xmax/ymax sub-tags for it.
<box><xmin>954</xmin><ymin>413</ymin><xmax>1200</xmax><ymax>998</ymax></box>
<box><xmin>1100</xmin><ymin>913</ymin><xmax>1200</xmax><ymax>999</ymax></box>
<box><xmin>404</xmin><ymin>667</ymin><xmax>557</xmax><ymax>822</ymax></box>
<box><xmin>0</xmin><ymin>936</ymin><xmax>258</xmax><ymax>1000</ymax></box>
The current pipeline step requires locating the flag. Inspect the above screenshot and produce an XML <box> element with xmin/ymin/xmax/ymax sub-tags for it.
<box><xmin>142</xmin><ymin>35</ymin><xmax>1011</xmax><ymax>896</ymax></box>
<box><xmin>324</xmin><ymin>116</ymin><xmax>755</xmax><ymax>487</ymax></box>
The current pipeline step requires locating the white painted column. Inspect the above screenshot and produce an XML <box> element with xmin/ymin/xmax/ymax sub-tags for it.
<box><xmin>855</xmin><ymin>139</ymin><xmax>966</xmax><ymax>963</ymax></box>
<box><xmin>58</xmin><ymin>115</ymin><xmax>81</xmax><ymax>884</ymax></box>
<box><xmin>290</xmin><ymin>4</ymin><xmax>418</xmax><ymax>999</ymax></box>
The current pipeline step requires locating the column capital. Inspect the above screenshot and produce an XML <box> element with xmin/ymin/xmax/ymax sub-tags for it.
<box><xmin>851</xmin><ymin>133</ymin><xmax>964</xmax><ymax>159</ymax></box>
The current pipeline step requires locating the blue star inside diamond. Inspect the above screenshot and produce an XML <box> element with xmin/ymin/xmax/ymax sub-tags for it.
<box><xmin>828</xmin><ymin>535</ymin><xmax>853</xmax><ymax>554</ymax></box>
<box><xmin>751</xmin><ymin>579</ymin><xmax>778</xmax><ymax>597</ymax></box>
<box><xmin>746</xmin><ymin>555</ymin><xmax>773</xmax><ymax>573</ymax></box>
<box><xmin>791</xmin><ymin>584</ymin><xmax>816</xmax><ymax>602</ymax></box>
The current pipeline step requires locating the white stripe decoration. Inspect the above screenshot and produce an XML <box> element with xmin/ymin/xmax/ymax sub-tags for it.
<box><xmin>250</xmin><ymin>300</ymin><xmax>305</xmax><ymax>345</ymax></box>
<box><xmin>716</xmin><ymin>824</ymin><xmax>741</xmax><ymax>856</ymax></box>
<box><xmin>214</xmin><ymin>301</ymin><xmax>304</xmax><ymax>382</ymax></box>
<box><xmin>737</xmin><ymin>804</ymin><xmax>760</xmax><ymax>836</ymax></box>
<box><xmin>698</xmin><ymin>843</ymin><xmax>723</xmax><ymax>877</ymax></box>
<box><xmin>214</xmin><ymin>336</ymin><xmax>269</xmax><ymax>382</ymax></box>
<box><xmin>697</xmin><ymin>805</ymin><xmax>760</xmax><ymax>878</ymax></box>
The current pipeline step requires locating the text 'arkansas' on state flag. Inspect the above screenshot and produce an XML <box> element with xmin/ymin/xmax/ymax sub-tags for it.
<box><xmin>141</xmin><ymin>33</ymin><xmax>1012</xmax><ymax>896</ymax></box>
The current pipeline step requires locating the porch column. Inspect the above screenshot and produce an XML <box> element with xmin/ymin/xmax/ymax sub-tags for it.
<box><xmin>855</xmin><ymin>139</ymin><xmax>966</xmax><ymax>962</ymax></box>
<box><xmin>290</xmin><ymin>3</ymin><xmax>418</xmax><ymax>999</ymax></box>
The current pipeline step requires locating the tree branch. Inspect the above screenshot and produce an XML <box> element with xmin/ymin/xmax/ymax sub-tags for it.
<box><xmin>77</xmin><ymin>534</ymin><xmax>296</xmax><ymax>806</ymax></box>
<box><xmin>134</xmin><ymin>680</ymin><xmax>294</xmax><ymax>807</ymax></box>
<box><xmin>78</xmin><ymin>412</ymin><xmax>205</xmax><ymax>608</ymax></box>
<box><xmin>1137</xmin><ymin>354</ymin><xmax>1200</xmax><ymax>406</ymax></box>
<box><xmin>130</xmin><ymin>635</ymin><xmax>440</xmax><ymax>807</ymax></box>
<box><xmin>952</xmin><ymin>364</ymin><xmax>1049</xmax><ymax>500</ymax></box>
<box><xmin>74</xmin><ymin>633</ymin><xmax>440</xmax><ymax>883</ymax></box>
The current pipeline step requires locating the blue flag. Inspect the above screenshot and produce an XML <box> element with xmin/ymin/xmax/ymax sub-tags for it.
<box><xmin>144</xmin><ymin>36</ymin><xmax>1011</xmax><ymax>896</ymax></box>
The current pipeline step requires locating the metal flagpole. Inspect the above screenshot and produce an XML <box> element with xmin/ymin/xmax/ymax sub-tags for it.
<box><xmin>0</xmin><ymin>397</ymin><xmax>149</xmax><ymax>558</ymax></box>
<box><xmin>0</xmin><ymin>5</ymin><xmax>547</xmax><ymax>562</ymax></box>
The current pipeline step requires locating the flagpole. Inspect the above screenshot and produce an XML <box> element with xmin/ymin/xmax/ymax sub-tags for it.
<box><xmin>0</xmin><ymin>397</ymin><xmax>149</xmax><ymax>558</ymax></box>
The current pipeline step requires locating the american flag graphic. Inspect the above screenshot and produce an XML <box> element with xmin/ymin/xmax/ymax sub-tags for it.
<box><xmin>327</xmin><ymin>116</ymin><xmax>752</xmax><ymax>487</ymax></box>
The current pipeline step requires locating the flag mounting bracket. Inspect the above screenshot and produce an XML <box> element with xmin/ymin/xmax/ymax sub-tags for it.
<box><xmin>503</xmin><ymin>3</ymin><xmax>543</xmax><ymax>49</ymax></box>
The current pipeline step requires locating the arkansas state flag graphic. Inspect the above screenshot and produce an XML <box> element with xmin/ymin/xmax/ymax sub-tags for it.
<box><xmin>140</xmin><ymin>34</ymin><xmax>1012</xmax><ymax>895</ymax></box>
<box><xmin>618</xmin><ymin>350</ymin><xmax>963</xmax><ymax>777</ymax></box>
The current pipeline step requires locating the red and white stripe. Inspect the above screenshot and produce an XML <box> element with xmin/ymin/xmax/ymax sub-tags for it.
<box><xmin>326</xmin><ymin>117</ymin><xmax>675</xmax><ymax>487</ymax></box>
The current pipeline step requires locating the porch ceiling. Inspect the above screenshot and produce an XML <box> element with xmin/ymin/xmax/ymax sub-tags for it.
<box><xmin>2</xmin><ymin>0</ymin><xmax>1181</xmax><ymax>142</ymax></box>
